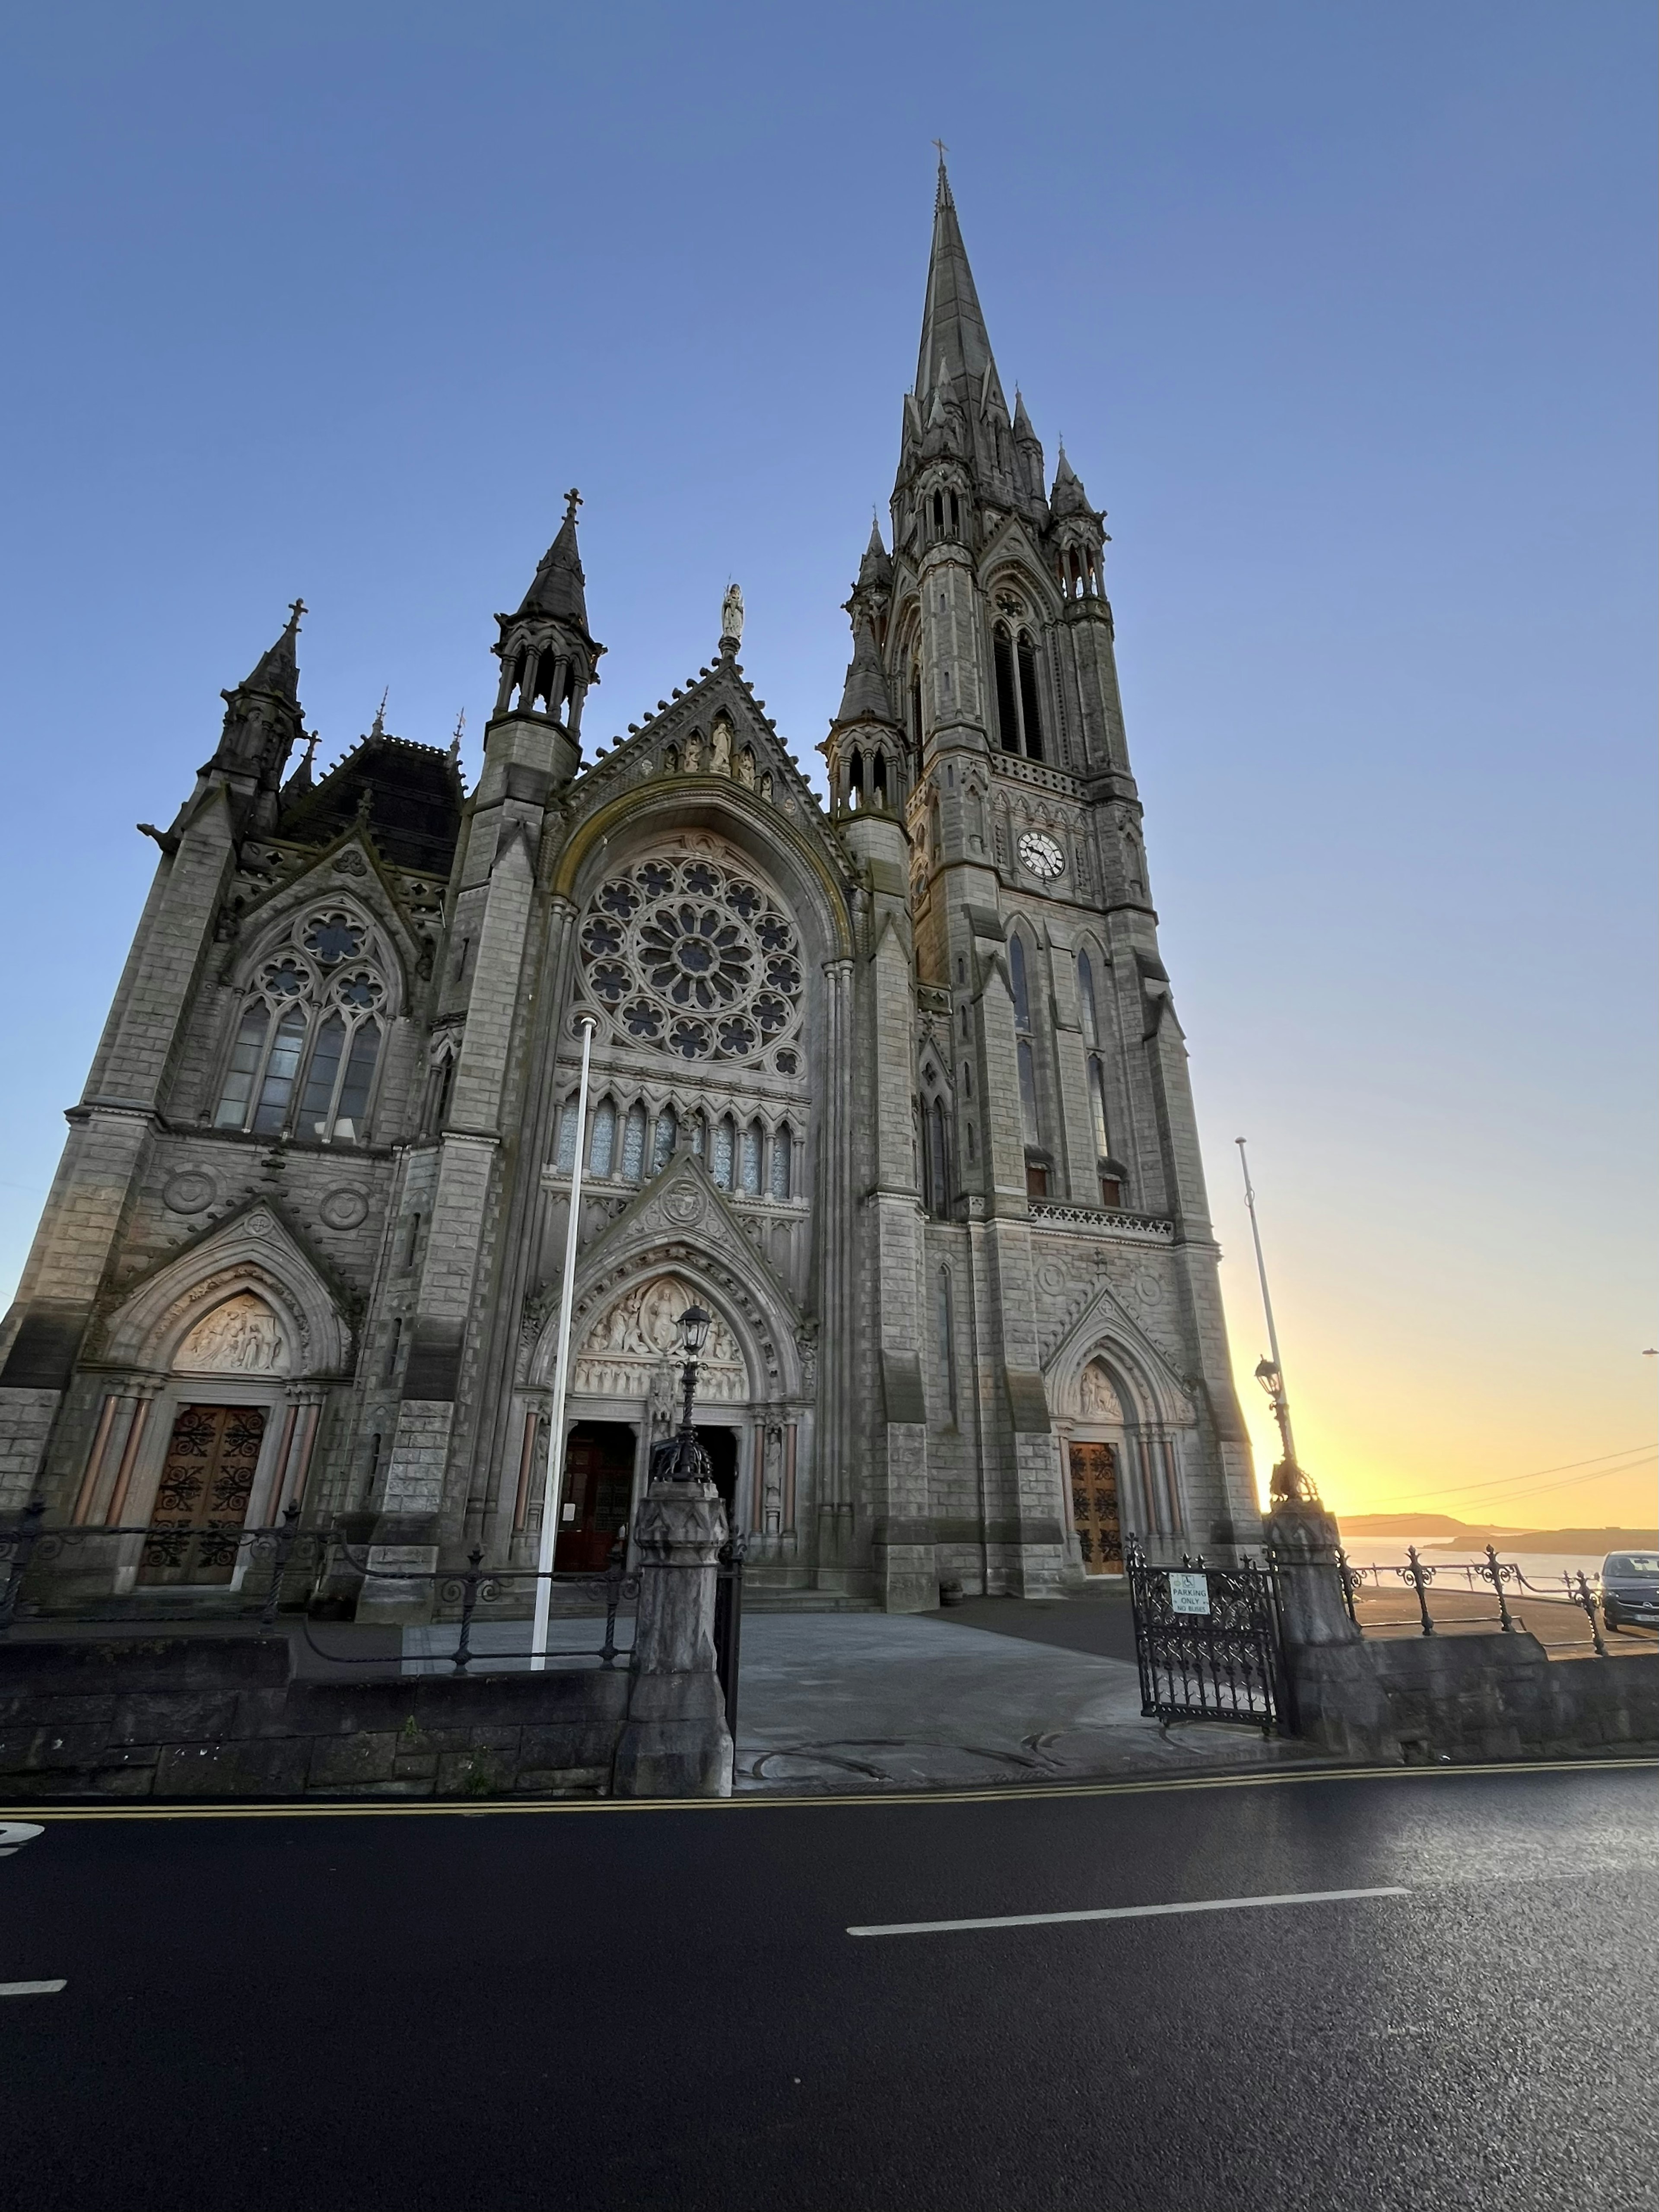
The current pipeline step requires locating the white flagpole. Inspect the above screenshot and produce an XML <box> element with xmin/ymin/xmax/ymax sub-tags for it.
<box><xmin>531</xmin><ymin>1013</ymin><xmax>597</xmax><ymax>1671</ymax></box>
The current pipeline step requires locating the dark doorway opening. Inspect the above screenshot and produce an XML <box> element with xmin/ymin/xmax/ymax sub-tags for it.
<box><xmin>696</xmin><ymin>1426</ymin><xmax>739</xmax><ymax>1516</ymax></box>
<box><xmin>555</xmin><ymin>1421</ymin><xmax>637</xmax><ymax>1573</ymax></box>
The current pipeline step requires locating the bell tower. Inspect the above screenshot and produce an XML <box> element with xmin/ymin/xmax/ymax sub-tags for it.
<box><xmin>844</xmin><ymin>156</ymin><xmax>1258</xmax><ymax>1603</ymax></box>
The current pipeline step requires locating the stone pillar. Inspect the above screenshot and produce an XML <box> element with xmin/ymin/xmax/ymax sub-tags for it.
<box><xmin>612</xmin><ymin>1478</ymin><xmax>733</xmax><ymax>1798</ymax></box>
<box><xmin>1265</xmin><ymin>1497</ymin><xmax>1356</xmax><ymax>1648</ymax></box>
<box><xmin>1267</xmin><ymin>1497</ymin><xmax>1397</xmax><ymax>1758</ymax></box>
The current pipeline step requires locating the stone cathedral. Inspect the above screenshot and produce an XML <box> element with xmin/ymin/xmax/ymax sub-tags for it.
<box><xmin>0</xmin><ymin>167</ymin><xmax>1258</xmax><ymax>1612</ymax></box>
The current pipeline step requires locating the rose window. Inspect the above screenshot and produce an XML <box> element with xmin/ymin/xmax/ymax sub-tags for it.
<box><xmin>576</xmin><ymin>855</ymin><xmax>803</xmax><ymax>1064</ymax></box>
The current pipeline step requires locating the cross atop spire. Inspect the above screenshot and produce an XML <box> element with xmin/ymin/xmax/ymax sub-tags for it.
<box><xmin>515</xmin><ymin>489</ymin><xmax>591</xmax><ymax>632</ymax></box>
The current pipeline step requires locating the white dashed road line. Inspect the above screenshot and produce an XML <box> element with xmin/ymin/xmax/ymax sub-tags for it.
<box><xmin>847</xmin><ymin>1885</ymin><xmax>1411</xmax><ymax>1936</ymax></box>
<box><xmin>0</xmin><ymin>1980</ymin><xmax>67</xmax><ymax>1996</ymax></box>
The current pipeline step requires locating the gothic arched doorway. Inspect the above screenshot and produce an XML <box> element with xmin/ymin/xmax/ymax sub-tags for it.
<box><xmin>555</xmin><ymin>1421</ymin><xmax>638</xmax><ymax>1572</ymax></box>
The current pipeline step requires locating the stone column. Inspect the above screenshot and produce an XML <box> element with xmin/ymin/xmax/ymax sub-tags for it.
<box><xmin>612</xmin><ymin>1478</ymin><xmax>733</xmax><ymax>1798</ymax></box>
<box><xmin>1266</xmin><ymin>1497</ymin><xmax>1396</xmax><ymax>1758</ymax></box>
<box><xmin>1265</xmin><ymin>1497</ymin><xmax>1356</xmax><ymax>1647</ymax></box>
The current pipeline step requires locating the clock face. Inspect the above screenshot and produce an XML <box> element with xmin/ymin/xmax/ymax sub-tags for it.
<box><xmin>1018</xmin><ymin>831</ymin><xmax>1065</xmax><ymax>883</ymax></box>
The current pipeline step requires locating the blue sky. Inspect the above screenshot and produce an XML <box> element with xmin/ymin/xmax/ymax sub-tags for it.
<box><xmin>2</xmin><ymin>1</ymin><xmax>1653</xmax><ymax>1519</ymax></box>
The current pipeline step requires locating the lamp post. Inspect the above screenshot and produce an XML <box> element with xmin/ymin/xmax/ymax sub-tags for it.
<box><xmin>1236</xmin><ymin>1138</ymin><xmax>1312</xmax><ymax>1505</ymax></box>
<box><xmin>671</xmin><ymin>1305</ymin><xmax>712</xmax><ymax>1481</ymax></box>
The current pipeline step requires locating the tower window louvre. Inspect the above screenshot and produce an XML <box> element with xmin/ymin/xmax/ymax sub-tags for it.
<box><xmin>1017</xmin><ymin>632</ymin><xmax>1044</xmax><ymax>762</ymax></box>
<box><xmin>993</xmin><ymin>625</ymin><xmax>1019</xmax><ymax>753</ymax></box>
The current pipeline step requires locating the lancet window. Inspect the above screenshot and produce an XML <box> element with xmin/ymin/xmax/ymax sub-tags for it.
<box><xmin>1009</xmin><ymin>931</ymin><xmax>1048</xmax><ymax>1199</ymax></box>
<box><xmin>213</xmin><ymin>908</ymin><xmax>391</xmax><ymax>1143</ymax></box>
<box><xmin>1077</xmin><ymin>947</ymin><xmax>1126</xmax><ymax>1207</ymax></box>
<box><xmin>992</xmin><ymin>620</ymin><xmax>1046</xmax><ymax>763</ymax></box>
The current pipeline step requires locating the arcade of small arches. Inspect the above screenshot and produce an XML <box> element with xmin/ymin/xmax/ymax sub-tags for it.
<box><xmin>553</xmin><ymin>1090</ymin><xmax>803</xmax><ymax>1206</ymax></box>
<box><xmin>496</xmin><ymin>632</ymin><xmax>586</xmax><ymax>728</ymax></box>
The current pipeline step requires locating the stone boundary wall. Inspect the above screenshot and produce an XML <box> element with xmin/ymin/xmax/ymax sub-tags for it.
<box><xmin>0</xmin><ymin>1638</ymin><xmax>631</xmax><ymax>1801</ymax></box>
<box><xmin>1290</xmin><ymin>1632</ymin><xmax>1659</xmax><ymax>1764</ymax></box>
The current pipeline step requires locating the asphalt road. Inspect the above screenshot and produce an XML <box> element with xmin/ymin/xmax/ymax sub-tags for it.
<box><xmin>2</xmin><ymin>1763</ymin><xmax>1656</xmax><ymax>2211</ymax></box>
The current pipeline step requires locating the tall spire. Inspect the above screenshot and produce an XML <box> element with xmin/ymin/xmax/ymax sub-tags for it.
<box><xmin>515</xmin><ymin>486</ymin><xmax>591</xmax><ymax>633</ymax></box>
<box><xmin>915</xmin><ymin>156</ymin><xmax>1001</xmax><ymax>412</ymax></box>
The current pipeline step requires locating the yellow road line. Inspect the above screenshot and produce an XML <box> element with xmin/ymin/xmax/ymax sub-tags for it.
<box><xmin>3</xmin><ymin>1755</ymin><xmax>1655</xmax><ymax>1822</ymax></box>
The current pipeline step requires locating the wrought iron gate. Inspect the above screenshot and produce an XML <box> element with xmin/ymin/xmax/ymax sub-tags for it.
<box><xmin>1126</xmin><ymin>1540</ymin><xmax>1293</xmax><ymax>1738</ymax></box>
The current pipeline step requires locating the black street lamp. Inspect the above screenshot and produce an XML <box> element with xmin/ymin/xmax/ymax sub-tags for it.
<box><xmin>672</xmin><ymin>1304</ymin><xmax>712</xmax><ymax>1480</ymax></box>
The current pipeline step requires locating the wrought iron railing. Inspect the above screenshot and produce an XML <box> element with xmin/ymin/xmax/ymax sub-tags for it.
<box><xmin>1332</xmin><ymin>1544</ymin><xmax>1612</xmax><ymax>1652</ymax></box>
<box><xmin>0</xmin><ymin>1509</ymin><xmax>748</xmax><ymax>1698</ymax></box>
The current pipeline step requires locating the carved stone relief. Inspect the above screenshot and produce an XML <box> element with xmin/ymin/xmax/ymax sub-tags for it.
<box><xmin>174</xmin><ymin>1291</ymin><xmax>289</xmax><ymax>1376</ymax></box>
<box><xmin>572</xmin><ymin>1272</ymin><xmax>748</xmax><ymax>1402</ymax></box>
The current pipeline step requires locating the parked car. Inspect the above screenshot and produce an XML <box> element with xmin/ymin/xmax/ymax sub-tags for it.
<box><xmin>1600</xmin><ymin>1553</ymin><xmax>1659</xmax><ymax>1632</ymax></box>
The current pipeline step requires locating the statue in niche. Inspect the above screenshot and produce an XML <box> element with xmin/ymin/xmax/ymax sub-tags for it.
<box><xmin>175</xmin><ymin>1292</ymin><xmax>287</xmax><ymax>1375</ymax></box>
<box><xmin>737</xmin><ymin>747</ymin><xmax>756</xmax><ymax>789</ymax></box>
<box><xmin>760</xmin><ymin>771</ymin><xmax>773</xmax><ymax>802</ymax></box>
<box><xmin>685</xmin><ymin>731</ymin><xmax>704</xmax><ymax>773</ymax></box>
<box><xmin>762</xmin><ymin>1424</ymin><xmax>784</xmax><ymax>1532</ymax></box>
<box><xmin>710</xmin><ymin>720</ymin><xmax>733</xmax><ymax>776</ymax></box>
<box><xmin>1079</xmin><ymin>1359</ymin><xmax>1125</xmax><ymax>1422</ymax></box>
<box><xmin>648</xmin><ymin>1361</ymin><xmax>677</xmax><ymax>1433</ymax></box>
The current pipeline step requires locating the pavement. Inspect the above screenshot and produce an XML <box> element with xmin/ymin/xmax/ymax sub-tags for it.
<box><xmin>2</xmin><ymin>1760</ymin><xmax>1655</xmax><ymax>2209</ymax></box>
<box><xmin>729</xmin><ymin>1607</ymin><xmax>1306</xmax><ymax>1790</ymax></box>
<box><xmin>402</xmin><ymin>1590</ymin><xmax>1309</xmax><ymax>1790</ymax></box>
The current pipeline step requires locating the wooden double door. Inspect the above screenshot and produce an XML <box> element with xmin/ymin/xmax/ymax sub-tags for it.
<box><xmin>1069</xmin><ymin>1441</ymin><xmax>1124</xmax><ymax>1574</ymax></box>
<box><xmin>140</xmin><ymin>1403</ymin><xmax>267</xmax><ymax>1585</ymax></box>
<box><xmin>555</xmin><ymin>1423</ymin><xmax>639</xmax><ymax>1572</ymax></box>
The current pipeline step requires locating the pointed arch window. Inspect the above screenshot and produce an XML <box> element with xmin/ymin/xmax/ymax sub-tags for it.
<box><xmin>1077</xmin><ymin>950</ymin><xmax>1100</xmax><ymax>1049</ymax></box>
<box><xmin>937</xmin><ymin>1265</ymin><xmax>958</xmax><ymax>1423</ymax></box>
<box><xmin>1009</xmin><ymin>933</ymin><xmax>1047</xmax><ymax>1197</ymax></box>
<box><xmin>741</xmin><ymin>1121</ymin><xmax>763</xmax><ymax>1197</ymax></box>
<box><xmin>712</xmin><ymin>1116</ymin><xmax>735</xmax><ymax>1191</ymax></box>
<box><xmin>555</xmin><ymin>1097</ymin><xmax>579</xmax><ymax>1172</ymax></box>
<box><xmin>652</xmin><ymin>1106</ymin><xmax>678</xmax><ymax>1173</ymax></box>
<box><xmin>214</xmin><ymin>910</ymin><xmax>390</xmax><ymax>1144</ymax></box>
<box><xmin>620</xmin><ymin>1103</ymin><xmax>648</xmax><ymax>1182</ymax></box>
<box><xmin>588</xmin><ymin>1099</ymin><xmax>616</xmax><ymax>1179</ymax></box>
<box><xmin>923</xmin><ymin>1096</ymin><xmax>950</xmax><ymax>1219</ymax></box>
<box><xmin>993</xmin><ymin>625</ymin><xmax>1020</xmax><ymax>753</ymax></box>
<box><xmin>770</xmin><ymin>1123</ymin><xmax>794</xmax><ymax>1201</ymax></box>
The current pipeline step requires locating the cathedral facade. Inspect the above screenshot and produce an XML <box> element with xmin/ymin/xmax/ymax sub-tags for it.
<box><xmin>0</xmin><ymin>168</ymin><xmax>1258</xmax><ymax>1610</ymax></box>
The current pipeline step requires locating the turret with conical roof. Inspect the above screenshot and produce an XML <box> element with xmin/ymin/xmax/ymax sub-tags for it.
<box><xmin>206</xmin><ymin>600</ymin><xmax>308</xmax><ymax>832</ymax></box>
<box><xmin>491</xmin><ymin>488</ymin><xmax>605</xmax><ymax>736</ymax></box>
